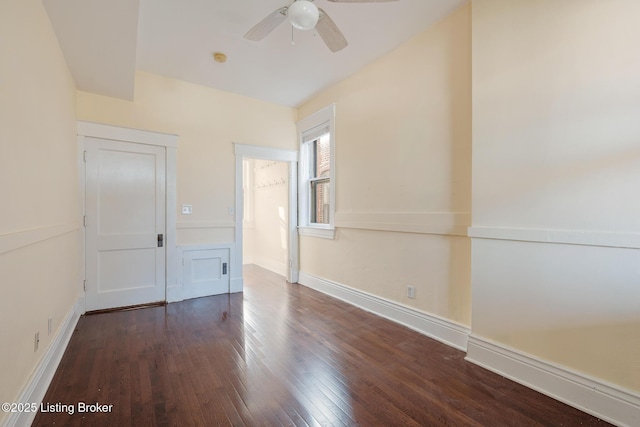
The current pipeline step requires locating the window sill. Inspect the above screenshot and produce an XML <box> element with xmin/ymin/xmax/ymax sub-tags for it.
<box><xmin>298</xmin><ymin>226</ymin><xmax>336</xmax><ymax>240</ymax></box>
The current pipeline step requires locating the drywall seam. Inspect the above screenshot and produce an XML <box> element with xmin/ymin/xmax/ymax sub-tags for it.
<box><xmin>0</xmin><ymin>223</ymin><xmax>80</xmax><ymax>255</ymax></box>
<box><xmin>468</xmin><ymin>226</ymin><xmax>640</xmax><ymax>249</ymax></box>
<box><xmin>336</xmin><ymin>212</ymin><xmax>470</xmax><ymax>236</ymax></box>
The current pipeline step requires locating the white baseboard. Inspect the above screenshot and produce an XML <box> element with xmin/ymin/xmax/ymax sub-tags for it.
<box><xmin>298</xmin><ymin>271</ymin><xmax>470</xmax><ymax>351</ymax></box>
<box><xmin>166</xmin><ymin>285</ymin><xmax>183</xmax><ymax>303</ymax></box>
<box><xmin>2</xmin><ymin>297</ymin><xmax>82</xmax><ymax>427</ymax></box>
<box><xmin>466</xmin><ymin>335</ymin><xmax>640</xmax><ymax>427</ymax></box>
<box><xmin>230</xmin><ymin>276</ymin><xmax>243</xmax><ymax>293</ymax></box>
<box><xmin>251</xmin><ymin>256</ymin><xmax>286</xmax><ymax>278</ymax></box>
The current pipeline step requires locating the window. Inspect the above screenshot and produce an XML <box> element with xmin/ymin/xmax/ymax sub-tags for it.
<box><xmin>309</xmin><ymin>132</ymin><xmax>331</xmax><ymax>224</ymax></box>
<box><xmin>297</xmin><ymin>105</ymin><xmax>335</xmax><ymax>239</ymax></box>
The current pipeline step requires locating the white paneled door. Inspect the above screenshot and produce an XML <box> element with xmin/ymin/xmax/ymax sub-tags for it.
<box><xmin>85</xmin><ymin>137</ymin><xmax>166</xmax><ymax>311</ymax></box>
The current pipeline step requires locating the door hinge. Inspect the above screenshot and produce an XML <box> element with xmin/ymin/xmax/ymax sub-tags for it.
<box><xmin>83</xmin><ymin>216</ymin><xmax>87</xmax><ymax>227</ymax></box>
<box><xmin>83</xmin><ymin>280</ymin><xmax>86</xmax><ymax>291</ymax></box>
<box><xmin>83</xmin><ymin>151</ymin><xmax>87</xmax><ymax>162</ymax></box>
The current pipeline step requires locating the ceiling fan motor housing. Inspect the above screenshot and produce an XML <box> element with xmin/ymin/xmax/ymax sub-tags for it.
<box><xmin>288</xmin><ymin>0</ymin><xmax>319</xmax><ymax>30</ymax></box>
<box><xmin>244</xmin><ymin>0</ymin><xmax>398</xmax><ymax>52</ymax></box>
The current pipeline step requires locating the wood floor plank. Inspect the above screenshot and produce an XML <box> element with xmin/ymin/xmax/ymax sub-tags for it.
<box><xmin>33</xmin><ymin>265</ymin><xmax>612</xmax><ymax>427</ymax></box>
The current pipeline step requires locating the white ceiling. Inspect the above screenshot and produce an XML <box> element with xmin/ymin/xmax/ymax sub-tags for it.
<box><xmin>43</xmin><ymin>0</ymin><xmax>467</xmax><ymax>107</ymax></box>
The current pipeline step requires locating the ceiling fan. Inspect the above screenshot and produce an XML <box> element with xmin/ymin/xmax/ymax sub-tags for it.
<box><xmin>244</xmin><ymin>0</ymin><xmax>399</xmax><ymax>53</ymax></box>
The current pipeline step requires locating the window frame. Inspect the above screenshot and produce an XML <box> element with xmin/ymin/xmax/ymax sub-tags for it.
<box><xmin>297</xmin><ymin>104</ymin><xmax>336</xmax><ymax>239</ymax></box>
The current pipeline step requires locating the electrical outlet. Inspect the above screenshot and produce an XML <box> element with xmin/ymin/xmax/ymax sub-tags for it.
<box><xmin>34</xmin><ymin>332</ymin><xmax>40</xmax><ymax>352</ymax></box>
<box><xmin>48</xmin><ymin>317</ymin><xmax>53</xmax><ymax>335</ymax></box>
<box><xmin>407</xmin><ymin>285</ymin><xmax>415</xmax><ymax>299</ymax></box>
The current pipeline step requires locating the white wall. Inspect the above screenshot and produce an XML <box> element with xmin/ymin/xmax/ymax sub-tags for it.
<box><xmin>0</xmin><ymin>0</ymin><xmax>79</xmax><ymax>422</ymax></box>
<box><xmin>471</xmin><ymin>0</ymin><xmax>640</xmax><ymax>393</ymax></box>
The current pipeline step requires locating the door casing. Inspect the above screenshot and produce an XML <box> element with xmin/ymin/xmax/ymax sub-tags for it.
<box><xmin>233</xmin><ymin>143</ymin><xmax>299</xmax><ymax>290</ymax></box>
<box><xmin>77</xmin><ymin>121</ymin><xmax>178</xmax><ymax>312</ymax></box>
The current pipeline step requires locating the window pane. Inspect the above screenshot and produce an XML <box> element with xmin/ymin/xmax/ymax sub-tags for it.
<box><xmin>310</xmin><ymin>179</ymin><xmax>330</xmax><ymax>224</ymax></box>
<box><xmin>314</xmin><ymin>134</ymin><xmax>331</xmax><ymax>178</ymax></box>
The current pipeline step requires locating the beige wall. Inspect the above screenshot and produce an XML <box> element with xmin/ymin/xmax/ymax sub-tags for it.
<box><xmin>77</xmin><ymin>71</ymin><xmax>297</xmax><ymax>246</ymax></box>
<box><xmin>471</xmin><ymin>0</ymin><xmax>640</xmax><ymax>392</ymax></box>
<box><xmin>297</xmin><ymin>4</ymin><xmax>472</xmax><ymax>325</ymax></box>
<box><xmin>243</xmin><ymin>160</ymin><xmax>289</xmax><ymax>276</ymax></box>
<box><xmin>3</xmin><ymin>0</ymin><xmax>637</xmax><ymax>420</ymax></box>
<box><xmin>0</xmin><ymin>0</ymin><xmax>79</xmax><ymax>421</ymax></box>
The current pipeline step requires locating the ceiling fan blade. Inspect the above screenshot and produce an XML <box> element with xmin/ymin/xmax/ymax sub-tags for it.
<box><xmin>326</xmin><ymin>0</ymin><xmax>399</xmax><ymax>2</ymax></box>
<box><xmin>244</xmin><ymin>7</ymin><xmax>288</xmax><ymax>41</ymax></box>
<box><xmin>316</xmin><ymin>9</ymin><xmax>348</xmax><ymax>53</ymax></box>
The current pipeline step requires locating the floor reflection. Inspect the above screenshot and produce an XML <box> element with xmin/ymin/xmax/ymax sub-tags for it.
<box><xmin>33</xmin><ymin>264</ymin><xmax>611</xmax><ymax>427</ymax></box>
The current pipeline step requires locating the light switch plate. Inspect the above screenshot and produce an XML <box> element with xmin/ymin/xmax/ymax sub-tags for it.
<box><xmin>181</xmin><ymin>204</ymin><xmax>193</xmax><ymax>215</ymax></box>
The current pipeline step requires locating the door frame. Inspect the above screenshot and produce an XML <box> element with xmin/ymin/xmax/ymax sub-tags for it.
<box><xmin>77</xmin><ymin>121</ymin><xmax>179</xmax><ymax>312</ymax></box>
<box><xmin>233</xmin><ymin>143</ymin><xmax>299</xmax><ymax>290</ymax></box>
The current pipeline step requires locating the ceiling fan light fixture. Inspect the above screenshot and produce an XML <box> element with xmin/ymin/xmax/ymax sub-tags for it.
<box><xmin>288</xmin><ymin>0</ymin><xmax>319</xmax><ymax>30</ymax></box>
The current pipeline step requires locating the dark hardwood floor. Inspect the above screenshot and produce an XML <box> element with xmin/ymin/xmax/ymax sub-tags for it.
<box><xmin>33</xmin><ymin>265</ymin><xmax>611</xmax><ymax>426</ymax></box>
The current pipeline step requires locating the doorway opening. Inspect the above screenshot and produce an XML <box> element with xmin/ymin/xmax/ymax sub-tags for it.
<box><xmin>242</xmin><ymin>159</ymin><xmax>290</xmax><ymax>277</ymax></box>
<box><xmin>233</xmin><ymin>144</ymin><xmax>299</xmax><ymax>290</ymax></box>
